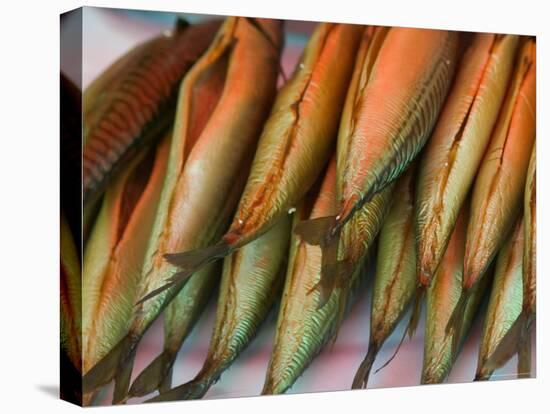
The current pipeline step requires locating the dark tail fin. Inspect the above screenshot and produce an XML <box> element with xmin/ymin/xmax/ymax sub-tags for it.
<box><xmin>481</xmin><ymin>311</ymin><xmax>529</xmax><ymax>379</ymax></box>
<box><xmin>164</xmin><ymin>242</ymin><xmax>229</xmax><ymax>270</ymax></box>
<box><xmin>517</xmin><ymin>325</ymin><xmax>532</xmax><ymax>379</ymax></box>
<box><xmin>159</xmin><ymin>365</ymin><xmax>174</xmax><ymax>394</ymax></box>
<box><xmin>145</xmin><ymin>377</ymin><xmax>213</xmax><ymax>403</ymax></box>
<box><xmin>352</xmin><ymin>342</ymin><xmax>379</xmax><ymax>389</ymax></box>
<box><xmin>294</xmin><ymin>215</ymin><xmax>337</xmax><ymax>247</ymax></box>
<box><xmin>128</xmin><ymin>351</ymin><xmax>175</xmax><ymax>398</ymax></box>
<box><xmin>137</xmin><ymin>242</ymin><xmax>230</xmax><ymax>304</ymax></box>
<box><xmin>82</xmin><ymin>334</ymin><xmax>135</xmax><ymax>395</ymax></box>
<box><xmin>373</xmin><ymin>320</ymin><xmax>409</xmax><ymax>375</ymax></box>
<box><xmin>112</xmin><ymin>344</ymin><xmax>138</xmax><ymax>404</ymax></box>
<box><xmin>405</xmin><ymin>286</ymin><xmax>426</xmax><ymax>338</ymax></box>
<box><xmin>309</xmin><ymin>260</ymin><xmax>354</xmax><ymax>310</ymax></box>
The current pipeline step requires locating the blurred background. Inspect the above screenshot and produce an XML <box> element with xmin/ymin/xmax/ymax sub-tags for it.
<box><xmin>61</xmin><ymin>6</ymin><xmax>534</xmax><ymax>405</ymax></box>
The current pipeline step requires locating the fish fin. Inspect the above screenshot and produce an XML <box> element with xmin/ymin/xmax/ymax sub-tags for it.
<box><xmin>135</xmin><ymin>279</ymin><xmax>179</xmax><ymax>305</ymax></box>
<box><xmin>517</xmin><ymin>325</ymin><xmax>532</xmax><ymax>379</ymax></box>
<box><xmin>82</xmin><ymin>334</ymin><xmax>134</xmax><ymax>395</ymax></box>
<box><xmin>352</xmin><ymin>342</ymin><xmax>379</xmax><ymax>389</ymax></box>
<box><xmin>308</xmin><ymin>260</ymin><xmax>354</xmax><ymax>310</ymax></box>
<box><xmin>145</xmin><ymin>378</ymin><xmax>212</xmax><ymax>403</ymax></box>
<box><xmin>294</xmin><ymin>215</ymin><xmax>338</xmax><ymax>247</ymax></box>
<box><xmin>164</xmin><ymin>241</ymin><xmax>229</xmax><ymax>270</ymax></box>
<box><xmin>112</xmin><ymin>345</ymin><xmax>138</xmax><ymax>404</ymax></box>
<box><xmin>128</xmin><ymin>351</ymin><xmax>175</xmax><ymax>398</ymax></box>
<box><xmin>159</xmin><ymin>364</ymin><xmax>174</xmax><ymax>394</ymax></box>
<box><xmin>481</xmin><ymin>311</ymin><xmax>527</xmax><ymax>378</ymax></box>
<box><xmin>445</xmin><ymin>289</ymin><xmax>469</xmax><ymax>336</ymax></box>
<box><xmin>405</xmin><ymin>286</ymin><xmax>425</xmax><ymax>338</ymax></box>
<box><xmin>374</xmin><ymin>322</ymin><xmax>409</xmax><ymax>375</ymax></box>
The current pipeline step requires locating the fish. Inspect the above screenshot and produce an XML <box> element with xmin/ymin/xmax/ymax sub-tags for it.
<box><xmin>415</xmin><ymin>34</ymin><xmax>519</xmax><ymax>288</ymax></box>
<box><xmin>60</xmin><ymin>212</ymin><xmax>82</xmax><ymax>405</ymax></box>
<box><xmin>422</xmin><ymin>203</ymin><xmax>491</xmax><ymax>384</ymax></box>
<box><xmin>447</xmin><ymin>38</ymin><xmax>536</xmax><ymax>338</ymax></box>
<box><xmin>352</xmin><ymin>165</ymin><xmax>417</xmax><ymax>389</ymax></box>
<box><xmin>127</xmin><ymin>262</ymin><xmax>221</xmax><ymax>399</ymax></box>
<box><xmin>82</xmin><ymin>132</ymin><xmax>171</xmax><ymax>375</ymax></box>
<box><xmin>262</xmin><ymin>157</ymin><xmax>370</xmax><ymax>395</ymax></box>
<box><xmin>83</xmin><ymin>18</ymin><xmax>220</xmax><ymax>207</ymax></box>
<box><xmin>161</xmin><ymin>22</ymin><xmax>363</xmax><ymax>289</ymax></box>
<box><xmin>145</xmin><ymin>214</ymin><xmax>292</xmax><ymax>402</ymax></box>
<box><xmin>475</xmin><ymin>218</ymin><xmax>524</xmax><ymax>381</ymax></box>
<box><xmin>519</xmin><ymin>145</ymin><xmax>536</xmax><ymax>377</ymax></box>
<box><xmin>294</xmin><ymin>27</ymin><xmax>459</xmax><ymax>274</ymax></box>
<box><xmin>82</xmin><ymin>17</ymin><xmax>284</xmax><ymax>403</ymax></box>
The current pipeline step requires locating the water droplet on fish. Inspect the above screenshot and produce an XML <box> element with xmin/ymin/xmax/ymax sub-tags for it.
<box><xmin>336</xmin><ymin>215</ymin><xmax>341</xmax><ymax>221</ymax></box>
<box><xmin>238</xmin><ymin>219</ymin><xmax>244</xmax><ymax>225</ymax></box>
<box><xmin>444</xmin><ymin>162</ymin><xmax>449</xmax><ymax>167</ymax></box>
<box><xmin>288</xmin><ymin>207</ymin><xmax>296</xmax><ymax>214</ymax></box>
<box><xmin>299</xmin><ymin>63</ymin><xmax>305</xmax><ymax>69</ymax></box>
<box><xmin>446</xmin><ymin>59</ymin><xmax>451</xmax><ymax>65</ymax></box>
<box><xmin>163</xmin><ymin>30</ymin><xmax>172</xmax><ymax>37</ymax></box>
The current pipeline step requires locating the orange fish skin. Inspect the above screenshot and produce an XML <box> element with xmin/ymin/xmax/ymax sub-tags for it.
<box><xmin>415</xmin><ymin>34</ymin><xmax>519</xmax><ymax>287</ymax></box>
<box><xmin>463</xmin><ymin>39</ymin><xmax>536</xmax><ymax>291</ymax></box>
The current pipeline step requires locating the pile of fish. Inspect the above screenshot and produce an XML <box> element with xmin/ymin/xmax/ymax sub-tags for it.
<box><xmin>60</xmin><ymin>16</ymin><xmax>536</xmax><ymax>406</ymax></box>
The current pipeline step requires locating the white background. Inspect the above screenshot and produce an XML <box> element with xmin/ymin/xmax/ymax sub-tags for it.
<box><xmin>0</xmin><ymin>0</ymin><xmax>547</xmax><ymax>412</ymax></box>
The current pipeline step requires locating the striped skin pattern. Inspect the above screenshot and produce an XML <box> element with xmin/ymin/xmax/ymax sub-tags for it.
<box><xmin>263</xmin><ymin>159</ymin><xmax>367</xmax><ymax>395</ymax></box>
<box><xmin>83</xmin><ymin>20</ymin><xmax>220</xmax><ymax>206</ymax></box>
<box><xmin>336</xmin><ymin>28</ymin><xmax>459</xmax><ymax>230</ymax></box>
<box><xmin>145</xmin><ymin>215</ymin><xmax>292</xmax><ymax>402</ymax></box>
<box><xmin>352</xmin><ymin>166</ymin><xmax>417</xmax><ymax>389</ymax></box>
<box><xmin>422</xmin><ymin>204</ymin><xmax>490</xmax><ymax>384</ymax></box>
<box><xmin>222</xmin><ymin>23</ymin><xmax>363</xmax><ymax>248</ymax></box>
<box><xmin>415</xmin><ymin>34</ymin><xmax>519</xmax><ymax>287</ymax></box>
<box><xmin>476</xmin><ymin>218</ymin><xmax>524</xmax><ymax>380</ymax></box>
<box><xmin>82</xmin><ymin>17</ymin><xmax>284</xmax><ymax>403</ymax></box>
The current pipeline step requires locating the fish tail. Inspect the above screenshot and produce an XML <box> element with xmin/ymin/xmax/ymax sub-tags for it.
<box><xmin>481</xmin><ymin>311</ymin><xmax>529</xmax><ymax>378</ymax></box>
<box><xmin>82</xmin><ymin>333</ymin><xmax>136</xmax><ymax>395</ymax></box>
<box><xmin>137</xmin><ymin>242</ymin><xmax>231</xmax><ymax>305</ymax></box>
<box><xmin>158</xmin><ymin>364</ymin><xmax>175</xmax><ymax>394</ymax></box>
<box><xmin>373</xmin><ymin>320</ymin><xmax>410</xmax><ymax>375</ymax></box>
<box><xmin>445</xmin><ymin>289</ymin><xmax>469</xmax><ymax>336</ymax></box>
<box><xmin>294</xmin><ymin>215</ymin><xmax>338</xmax><ymax>247</ymax></box>
<box><xmin>517</xmin><ymin>312</ymin><xmax>534</xmax><ymax>379</ymax></box>
<box><xmin>164</xmin><ymin>241</ymin><xmax>230</xmax><ymax>270</ymax></box>
<box><xmin>406</xmin><ymin>285</ymin><xmax>426</xmax><ymax>338</ymax></box>
<box><xmin>145</xmin><ymin>375</ymin><xmax>215</xmax><ymax>402</ymax></box>
<box><xmin>310</xmin><ymin>259</ymin><xmax>354</xmax><ymax>310</ymax></box>
<box><xmin>128</xmin><ymin>351</ymin><xmax>175</xmax><ymax>398</ymax></box>
<box><xmin>112</xmin><ymin>344</ymin><xmax>138</xmax><ymax>404</ymax></box>
<box><xmin>352</xmin><ymin>342</ymin><xmax>379</xmax><ymax>389</ymax></box>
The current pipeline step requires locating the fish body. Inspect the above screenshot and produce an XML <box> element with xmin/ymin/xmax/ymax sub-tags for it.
<box><xmin>146</xmin><ymin>215</ymin><xmax>292</xmax><ymax>402</ymax></box>
<box><xmin>422</xmin><ymin>204</ymin><xmax>490</xmax><ymax>384</ymax></box>
<box><xmin>262</xmin><ymin>158</ymin><xmax>368</xmax><ymax>395</ymax></box>
<box><xmin>352</xmin><ymin>166</ymin><xmax>417</xmax><ymax>389</ymax></box>
<box><xmin>295</xmin><ymin>27</ymin><xmax>459</xmax><ymax>273</ymax></box>
<box><xmin>163</xmin><ymin>22</ymin><xmax>363</xmax><ymax>281</ymax></box>
<box><xmin>463</xmin><ymin>38</ymin><xmax>536</xmax><ymax>291</ymax></box>
<box><xmin>415</xmin><ymin>34</ymin><xmax>519</xmax><ymax>286</ymax></box>
<box><xmin>127</xmin><ymin>262</ymin><xmax>221</xmax><ymax>398</ymax></box>
<box><xmin>82</xmin><ymin>17</ymin><xmax>283</xmax><ymax>402</ymax></box>
<box><xmin>82</xmin><ymin>133</ymin><xmax>170</xmax><ymax>375</ymax></box>
<box><xmin>476</xmin><ymin>218</ymin><xmax>524</xmax><ymax>380</ymax></box>
<box><xmin>83</xmin><ymin>19</ymin><xmax>220</xmax><ymax>206</ymax></box>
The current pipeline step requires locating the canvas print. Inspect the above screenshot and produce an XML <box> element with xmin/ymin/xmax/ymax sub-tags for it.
<box><xmin>60</xmin><ymin>6</ymin><xmax>537</xmax><ymax>407</ymax></box>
